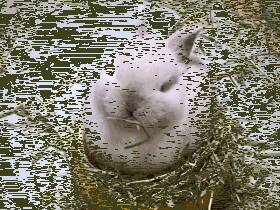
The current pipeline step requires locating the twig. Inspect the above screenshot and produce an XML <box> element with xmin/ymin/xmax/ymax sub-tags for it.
<box><xmin>107</xmin><ymin>116</ymin><xmax>151</xmax><ymax>149</ymax></box>
<box><xmin>107</xmin><ymin>116</ymin><xmax>141</xmax><ymax>126</ymax></box>
<box><xmin>124</xmin><ymin>138</ymin><xmax>149</xmax><ymax>149</ymax></box>
<box><xmin>126</xmin><ymin>173</ymin><xmax>167</xmax><ymax>185</ymax></box>
<box><xmin>0</xmin><ymin>105</ymin><xmax>24</xmax><ymax>118</ymax></box>
<box><xmin>208</xmin><ymin>191</ymin><xmax>214</xmax><ymax>210</ymax></box>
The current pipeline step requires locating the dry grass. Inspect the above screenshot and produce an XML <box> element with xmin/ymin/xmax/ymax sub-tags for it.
<box><xmin>1</xmin><ymin>0</ymin><xmax>279</xmax><ymax>209</ymax></box>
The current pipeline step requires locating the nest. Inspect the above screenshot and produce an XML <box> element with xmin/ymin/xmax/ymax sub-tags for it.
<box><xmin>73</xmin><ymin>108</ymin><xmax>273</xmax><ymax>209</ymax></box>
<box><xmin>1</xmin><ymin>0</ymin><xmax>279</xmax><ymax>209</ymax></box>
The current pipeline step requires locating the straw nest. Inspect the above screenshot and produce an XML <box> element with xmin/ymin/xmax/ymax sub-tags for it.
<box><xmin>1</xmin><ymin>0</ymin><xmax>279</xmax><ymax>209</ymax></box>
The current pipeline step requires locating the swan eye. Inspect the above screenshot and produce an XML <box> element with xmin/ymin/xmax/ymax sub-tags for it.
<box><xmin>160</xmin><ymin>76</ymin><xmax>178</xmax><ymax>92</ymax></box>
